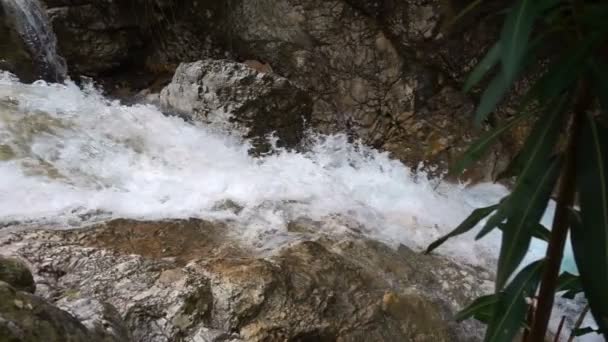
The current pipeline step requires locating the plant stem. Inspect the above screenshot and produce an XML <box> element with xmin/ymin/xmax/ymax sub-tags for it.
<box><xmin>553</xmin><ymin>316</ymin><xmax>566</xmax><ymax>342</ymax></box>
<box><xmin>568</xmin><ymin>305</ymin><xmax>590</xmax><ymax>342</ymax></box>
<box><xmin>528</xmin><ymin>81</ymin><xmax>590</xmax><ymax>341</ymax></box>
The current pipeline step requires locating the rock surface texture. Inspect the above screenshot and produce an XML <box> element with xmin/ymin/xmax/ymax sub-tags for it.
<box><xmin>160</xmin><ymin>59</ymin><xmax>313</xmax><ymax>151</ymax></box>
<box><xmin>0</xmin><ymin>219</ymin><xmax>492</xmax><ymax>342</ymax></box>
<box><xmin>0</xmin><ymin>0</ymin><xmax>516</xmax><ymax>179</ymax></box>
<box><xmin>0</xmin><ymin>256</ymin><xmax>129</xmax><ymax>342</ymax></box>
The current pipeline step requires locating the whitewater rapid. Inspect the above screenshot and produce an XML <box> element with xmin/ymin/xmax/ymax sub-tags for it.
<box><xmin>0</xmin><ymin>71</ymin><xmax>574</xmax><ymax>269</ymax></box>
<box><xmin>1</xmin><ymin>72</ymin><xmax>600</xmax><ymax>340</ymax></box>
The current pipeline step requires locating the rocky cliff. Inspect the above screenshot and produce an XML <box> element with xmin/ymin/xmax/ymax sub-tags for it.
<box><xmin>0</xmin><ymin>0</ymin><xmax>517</xmax><ymax>180</ymax></box>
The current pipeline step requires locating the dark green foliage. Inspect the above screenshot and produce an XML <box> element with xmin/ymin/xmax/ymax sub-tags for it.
<box><xmin>571</xmin><ymin>113</ymin><xmax>608</xmax><ymax>334</ymax></box>
<box><xmin>426</xmin><ymin>0</ymin><xmax>608</xmax><ymax>339</ymax></box>
<box><xmin>425</xmin><ymin>204</ymin><xmax>498</xmax><ymax>254</ymax></box>
<box><xmin>455</xmin><ymin>294</ymin><xmax>498</xmax><ymax>324</ymax></box>
<box><xmin>556</xmin><ymin>271</ymin><xmax>582</xmax><ymax>299</ymax></box>
<box><xmin>484</xmin><ymin>260</ymin><xmax>544</xmax><ymax>342</ymax></box>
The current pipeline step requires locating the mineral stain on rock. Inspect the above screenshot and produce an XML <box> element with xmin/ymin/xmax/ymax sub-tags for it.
<box><xmin>0</xmin><ymin>219</ymin><xmax>490</xmax><ymax>341</ymax></box>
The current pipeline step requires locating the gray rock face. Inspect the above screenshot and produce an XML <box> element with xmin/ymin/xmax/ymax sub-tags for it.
<box><xmin>0</xmin><ymin>219</ymin><xmax>491</xmax><ymax>342</ymax></box>
<box><xmin>0</xmin><ymin>0</ymin><xmax>511</xmax><ymax>178</ymax></box>
<box><xmin>160</xmin><ymin>59</ymin><xmax>313</xmax><ymax>152</ymax></box>
<box><xmin>0</xmin><ymin>280</ymin><xmax>128</xmax><ymax>342</ymax></box>
<box><xmin>0</xmin><ymin>4</ymin><xmax>36</xmax><ymax>81</ymax></box>
<box><xmin>0</xmin><ymin>0</ymin><xmax>66</xmax><ymax>82</ymax></box>
<box><xmin>0</xmin><ymin>256</ymin><xmax>35</xmax><ymax>293</ymax></box>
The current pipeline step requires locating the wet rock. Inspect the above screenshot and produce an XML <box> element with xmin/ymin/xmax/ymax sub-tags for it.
<box><xmin>43</xmin><ymin>0</ymin><xmax>144</xmax><ymax>76</ymax></box>
<box><xmin>0</xmin><ymin>256</ymin><xmax>35</xmax><ymax>293</ymax></box>
<box><xmin>26</xmin><ymin>0</ymin><xmax>513</xmax><ymax>179</ymax></box>
<box><xmin>0</xmin><ymin>5</ymin><xmax>36</xmax><ymax>82</ymax></box>
<box><xmin>1</xmin><ymin>219</ymin><xmax>491</xmax><ymax>341</ymax></box>
<box><xmin>57</xmin><ymin>296</ymin><xmax>132</xmax><ymax>342</ymax></box>
<box><xmin>0</xmin><ymin>280</ymin><xmax>126</xmax><ymax>342</ymax></box>
<box><xmin>160</xmin><ymin>59</ymin><xmax>313</xmax><ymax>152</ymax></box>
<box><xmin>0</xmin><ymin>0</ymin><xmax>66</xmax><ymax>82</ymax></box>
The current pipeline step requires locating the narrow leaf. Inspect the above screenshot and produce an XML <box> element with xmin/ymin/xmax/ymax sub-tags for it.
<box><xmin>425</xmin><ymin>204</ymin><xmax>499</xmax><ymax>254</ymax></box>
<box><xmin>444</xmin><ymin>0</ymin><xmax>484</xmax><ymax>29</ymax></box>
<box><xmin>556</xmin><ymin>271</ymin><xmax>582</xmax><ymax>299</ymax></box>
<box><xmin>529</xmin><ymin>32</ymin><xmax>604</xmax><ymax>106</ymax></box>
<box><xmin>485</xmin><ymin>260</ymin><xmax>544</xmax><ymax>342</ymax></box>
<box><xmin>497</xmin><ymin>223</ymin><xmax>550</xmax><ymax>242</ymax></box>
<box><xmin>495</xmin><ymin>156</ymin><xmax>560</xmax><ymax>289</ymax></box>
<box><xmin>590</xmin><ymin>60</ymin><xmax>608</xmax><ymax>120</ymax></box>
<box><xmin>477</xmin><ymin>97</ymin><xmax>566</xmax><ymax>242</ymax></box>
<box><xmin>453</xmin><ymin>110</ymin><xmax>530</xmax><ymax>175</ymax></box>
<box><xmin>572</xmin><ymin>114</ymin><xmax>608</xmax><ymax>336</ymax></box>
<box><xmin>455</xmin><ymin>294</ymin><xmax>499</xmax><ymax>322</ymax></box>
<box><xmin>574</xmin><ymin>327</ymin><xmax>598</xmax><ymax>337</ymax></box>
<box><xmin>499</xmin><ymin>0</ymin><xmax>538</xmax><ymax>84</ymax></box>
<box><xmin>530</xmin><ymin>224</ymin><xmax>551</xmax><ymax>242</ymax></box>
<box><xmin>474</xmin><ymin>71</ymin><xmax>510</xmax><ymax>126</ymax></box>
<box><xmin>582</xmin><ymin>3</ymin><xmax>608</xmax><ymax>30</ymax></box>
<box><xmin>464</xmin><ymin>42</ymin><xmax>502</xmax><ymax>93</ymax></box>
<box><xmin>495</xmin><ymin>96</ymin><xmax>570</xmax><ymax>182</ymax></box>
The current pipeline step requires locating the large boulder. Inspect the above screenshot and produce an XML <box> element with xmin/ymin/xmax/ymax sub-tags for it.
<box><xmin>160</xmin><ymin>59</ymin><xmax>313</xmax><ymax>152</ymax></box>
<box><xmin>0</xmin><ymin>280</ymin><xmax>129</xmax><ymax>342</ymax></box>
<box><xmin>0</xmin><ymin>219</ymin><xmax>491</xmax><ymax>341</ymax></box>
<box><xmin>0</xmin><ymin>256</ymin><xmax>35</xmax><ymax>293</ymax></box>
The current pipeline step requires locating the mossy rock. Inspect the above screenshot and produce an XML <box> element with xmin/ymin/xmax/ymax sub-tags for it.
<box><xmin>0</xmin><ymin>281</ymin><xmax>91</xmax><ymax>342</ymax></box>
<box><xmin>0</xmin><ymin>257</ymin><xmax>35</xmax><ymax>293</ymax></box>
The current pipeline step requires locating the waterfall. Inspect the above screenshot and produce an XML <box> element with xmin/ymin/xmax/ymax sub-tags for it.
<box><xmin>1</xmin><ymin>0</ymin><xmax>66</xmax><ymax>82</ymax></box>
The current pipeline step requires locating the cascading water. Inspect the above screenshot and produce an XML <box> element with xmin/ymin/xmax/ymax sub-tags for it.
<box><xmin>0</xmin><ymin>5</ymin><xmax>597</xmax><ymax>335</ymax></box>
<box><xmin>0</xmin><ymin>0</ymin><xmax>66</xmax><ymax>82</ymax></box>
<box><xmin>0</xmin><ymin>71</ymin><xmax>577</xmax><ymax>269</ymax></box>
<box><xmin>0</xmin><ymin>72</ymin><xmax>600</xmax><ymax>341</ymax></box>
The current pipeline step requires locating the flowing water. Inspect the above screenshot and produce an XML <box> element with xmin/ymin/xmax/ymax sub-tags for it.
<box><xmin>0</xmin><ymin>71</ymin><xmax>576</xmax><ymax>267</ymax></box>
<box><xmin>0</xmin><ymin>0</ymin><xmax>66</xmax><ymax>81</ymax></box>
<box><xmin>0</xmin><ymin>1</ymin><xmax>598</xmax><ymax>335</ymax></box>
<box><xmin>0</xmin><ymin>73</ymin><xmax>600</xmax><ymax>340</ymax></box>
<box><xmin>0</xmin><ymin>73</ymin><xmax>505</xmax><ymax>259</ymax></box>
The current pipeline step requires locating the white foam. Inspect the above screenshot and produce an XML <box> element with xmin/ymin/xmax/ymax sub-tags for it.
<box><xmin>0</xmin><ymin>74</ymin><xmax>508</xmax><ymax>262</ymax></box>
<box><xmin>0</xmin><ymin>72</ymin><xmax>593</xmax><ymax>339</ymax></box>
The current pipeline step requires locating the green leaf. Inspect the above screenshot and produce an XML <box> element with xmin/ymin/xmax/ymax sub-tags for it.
<box><xmin>572</xmin><ymin>114</ymin><xmax>608</xmax><ymax>337</ymax></box>
<box><xmin>474</xmin><ymin>72</ymin><xmax>510</xmax><ymax>126</ymax></box>
<box><xmin>590</xmin><ymin>60</ymin><xmax>608</xmax><ymax>120</ymax></box>
<box><xmin>529</xmin><ymin>32</ymin><xmax>605</xmax><ymax>106</ymax></box>
<box><xmin>463</xmin><ymin>42</ymin><xmax>502</xmax><ymax>93</ymax></box>
<box><xmin>468</xmin><ymin>12</ymin><xmax>551</xmax><ymax>126</ymax></box>
<box><xmin>494</xmin><ymin>156</ymin><xmax>560</xmax><ymax>290</ymax></box>
<box><xmin>582</xmin><ymin>3</ymin><xmax>608</xmax><ymax>30</ymax></box>
<box><xmin>495</xmin><ymin>99</ymin><xmax>569</xmax><ymax>182</ymax></box>
<box><xmin>455</xmin><ymin>294</ymin><xmax>499</xmax><ymax>322</ymax></box>
<box><xmin>476</xmin><ymin>96</ymin><xmax>567</xmax><ymax>242</ymax></box>
<box><xmin>496</xmin><ymin>223</ymin><xmax>550</xmax><ymax>242</ymax></box>
<box><xmin>556</xmin><ymin>271</ymin><xmax>582</xmax><ymax>299</ymax></box>
<box><xmin>425</xmin><ymin>204</ymin><xmax>499</xmax><ymax>254</ymax></box>
<box><xmin>499</xmin><ymin>0</ymin><xmax>538</xmax><ymax>84</ymax></box>
<box><xmin>484</xmin><ymin>260</ymin><xmax>544</xmax><ymax>342</ymax></box>
<box><xmin>574</xmin><ymin>327</ymin><xmax>598</xmax><ymax>337</ymax></box>
<box><xmin>530</xmin><ymin>224</ymin><xmax>551</xmax><ymax>242</ymax></box>
<box><xmin>452</xmin><ymin>111</ymin><xmax>530</xmax><ymax>175</ymax></box>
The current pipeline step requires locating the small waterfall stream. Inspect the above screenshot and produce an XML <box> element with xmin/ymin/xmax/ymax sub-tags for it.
<box><xmin>0</xmin><ymin>2</ymin><xmax>598</xmax><ymax>339</ymax></box>
<box><xmin>1</xmin><ymin>0</ymin><xmax>66</xmax><ymax>82</ymax></box>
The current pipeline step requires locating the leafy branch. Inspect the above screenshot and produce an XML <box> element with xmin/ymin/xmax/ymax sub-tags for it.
<box><xmin>427</xmin><ymin>0</ymin><xmax>608</xmax><ymax>340</ymax></box>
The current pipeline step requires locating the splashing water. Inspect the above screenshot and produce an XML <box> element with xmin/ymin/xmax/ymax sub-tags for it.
<box><xmin>1</xmin><ymin>0</ymin><xmax>67</xmax><ymax>81</ymax></box>
<box><xmin>0</xmin><ymin>72</ymin><xmax>581</xmax><ymax>271</ymax></box>
<box><xmin>0</xmin><ymin>72</ymin><xmax>599</xmax><ymax>340</ymax></box>
<box><xmin>0</xmin><ymin>73</ymin><xmax>502</xmax><ymax>261</ymax></box>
